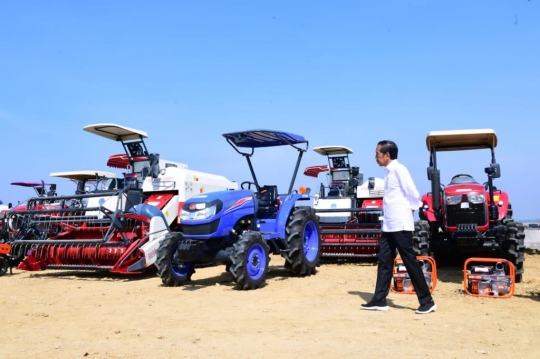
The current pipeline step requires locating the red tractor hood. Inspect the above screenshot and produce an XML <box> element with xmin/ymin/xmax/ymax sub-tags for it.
<box><xmin>444</xmin><ymin>183</ymin><xmax>485</xmax><ymax>196</ymax></box>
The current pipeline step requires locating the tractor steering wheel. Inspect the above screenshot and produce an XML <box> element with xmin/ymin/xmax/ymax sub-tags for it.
<box><xmin>240</xmin><ymin>181</ymin><xmax>257</xmax><ymax>190</ymax></box>
<box><xmin>451</xmin><ymin>174</ymin><xmax>472</xmax><ymax>180</ymax></box>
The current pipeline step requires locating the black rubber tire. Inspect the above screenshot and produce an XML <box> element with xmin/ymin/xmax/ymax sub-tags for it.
<box><xmin>229</xmin><ymin>232</ymin><xmax>270</xmax><ymax>290</ymax></box>
<box><xmin>0</xmin><ymin>229</ymin><xmax>9</xmax><ymax>241</ymax></box>
<box><xmin>0</xmin><ymin>257</ymin><xmax>7</xmax><ymax>276</ymax></box>
<box><xmin>504</xmin><ymin>220</ymin><xmax>525</xmax><ymax>283</ymax></box>
<box><xmin>156</xmin><ymin>232</ymin><xmax>195</xmax><ymax>287</ymax></box>
<box><xmin>412</xmin><ymin>220</ymin><xmax>431</xmax><ymax>256</ymax></box>
<box><xmin>502</xmin><ymin>203</ymin><xmax>513</xmax><ymax>225</ymax></box>
<box><xmin>283</xmin><ymin>207</ymin><xmax>321</xmax><ymax>276</ymax></box>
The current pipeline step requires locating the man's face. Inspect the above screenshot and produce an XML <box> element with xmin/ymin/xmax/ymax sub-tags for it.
<box><xmin>375</xmin><ymin>145</ymin><xmax>391</xmax><ymax>167</ymax></box>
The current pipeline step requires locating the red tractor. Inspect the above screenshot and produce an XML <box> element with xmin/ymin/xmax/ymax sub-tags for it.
<box><xmin>304</xmin><ymin>146</ymin><xmax>384</xmax><ymax>258</ymax></box>
<box><xmin>416</xmin><ymin>129</ymin><xmax>525</xmax><ymax>282</ymax></box>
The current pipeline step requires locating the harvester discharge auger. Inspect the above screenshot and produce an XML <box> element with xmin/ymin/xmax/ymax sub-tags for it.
<box><xmin>3</xmin><ymin>123</ymin><xmax>238</xmax><ymax>274</ymax></box>
<box><xmin>304</xmin><ymin>146</ymin><xmax>385</xmax><ymax>258</ymax></box>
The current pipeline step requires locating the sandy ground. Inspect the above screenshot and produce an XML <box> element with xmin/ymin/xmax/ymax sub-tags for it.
<box><xmin>2</xmin><ymin>250</ymin><xmax>540</xmax><ymax>359</ymax></box>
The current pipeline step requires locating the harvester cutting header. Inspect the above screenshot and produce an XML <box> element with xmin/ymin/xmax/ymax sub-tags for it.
<box><xmin>3</xmin><ymin>123</ymin><xmax>237</xmax><ymax>274</ymax></box>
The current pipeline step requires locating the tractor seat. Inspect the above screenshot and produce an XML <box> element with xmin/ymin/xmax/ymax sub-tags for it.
<box><xmin>327</xmin><ymin>182</ymin><xmax>344</xmax><ymax>197</ymax></box>
<box><xmin>449</xmin><ymin>174</ymin><xmax>478</xmax><ymax>185</ymax></box>
<box><xmin>257</xmin><ymin>185</ymin><xmax>278</xmax><ymax>218</ymax></box>
<box><xmin>327</xmin><ymin>187</ymin><xmax>342</xmax><ymax>197</ymax></box>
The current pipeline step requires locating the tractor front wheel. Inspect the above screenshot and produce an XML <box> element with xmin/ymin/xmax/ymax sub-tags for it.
<box><xmin>284</xmin><ymin>207</ymin><xmax>321</xmax><ymax>276</ymax></box>
<box><xmin>156</xmin><ymin>232</ymin><xmax>195</xmax><ymax>287</ymax></box>
<box><xmin>0</xmin><ymin>257</ymin><xmax>7</xmax><ymax>276</ymax></box>
<box><xmin>229</xmin><ymin>232</ymin><xmax>270</xmax><ymax>290</ymax></box>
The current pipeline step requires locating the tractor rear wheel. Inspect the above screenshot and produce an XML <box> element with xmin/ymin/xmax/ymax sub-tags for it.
<box><xmin>412</xmin><ymin>220</ymin><xmax>431</xmax><ymax>256</ymax></box>
<box><xmin>229</xmin><ymin>232</ymin><xmax>270</xmax><ymax>290</ymax></box>
<box><xmin>503</xmin><ymin>204</ymin><xmax>513</xmax><ymax>224</ymax></box>
<box><xmin>0</xmin><ymin>257</ymin><xmax>7</xmax><ymax>276</ymax></box>
<box><xmin>283</xmin><ymin>207</ymin><xmax>321</xmax><ymax>276</ymax></box>
<box><xmin>156</xmin><ymin>232</ymin><xmax>195</xmax><ymax>287</ymax></box>
<box><xmin>504</xmin><ymin>220</ymin><xmax>525</xmax><ymax>283</ymax></box>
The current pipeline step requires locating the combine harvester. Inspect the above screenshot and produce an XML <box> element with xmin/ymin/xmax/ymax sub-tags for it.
<box><xmin>3</xmin><ymin>123</ymin><xmax>237</xmax><ymax>274</ymax></box>
<box><xmin>1</xmin><ymin>181</ymin><xmax>58</xmax><ymax>275</ymax></box>
<box><xmin>1</xmin><ymin>181</ymin><xmax>58</xmax><ymax>232</ymax></box>
<box><xmin>304</xmin><ymin>146</ymin><xmax>385</xmax><ymax>258</ymax></box>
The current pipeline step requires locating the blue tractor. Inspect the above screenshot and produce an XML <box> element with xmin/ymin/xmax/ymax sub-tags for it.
<box><xmin>155</xmin><ymin>129</ymin><xmax>321</xmax><ymax>289</ymax></box>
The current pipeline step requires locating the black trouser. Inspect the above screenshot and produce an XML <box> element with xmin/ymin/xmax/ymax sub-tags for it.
<box><xmin>372</xmin><ymin>231</ymin><xmax>433</xmax><ymax>305</ymax></box>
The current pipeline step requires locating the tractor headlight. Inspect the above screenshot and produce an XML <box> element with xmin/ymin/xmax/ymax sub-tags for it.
<box><xmin>445</xmin><ymin>195</ymin><xmax>461</xmax><ymax>205</ymax></box>
<box><xmin>181</xmin><ymin>199</ymin><xmax>223</xmax><ymax>221</ymax></box>
<box><xmin>467</xmin><ymin>193</ymin><xmax>485</xmax><ymax>204</ymax></box>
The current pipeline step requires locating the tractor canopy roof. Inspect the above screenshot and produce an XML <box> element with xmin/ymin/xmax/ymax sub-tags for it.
<box><xmin>222</xmin><ymin>129</ymin><xmax>307</xmax><ymax>149</ymax></box>
<box><xmin>313</xmin><ymin>146</ymin><xmax>353</xmax><ymax>156</ymax></box>
<box><xmin>50</xmin><ymin>170</ymin><xmax>117</xmax><ymax>181</ymax></box>
<box><xmin>11</xmin><ymin>181</ymin><xmax>51</xmax><ymax>187</ymax></box>
<box><xmin>11</xmin><ymin>181</ymin><xmax>54</xmax><ymax>197</ymax></box>
<box><xmin>83</xmin><ymin>123</ymin><xmax>148</xmax><ymax>142</ymax></box>
<box><xmin>426</xmin><ymin>129</ymin><xmax>497</xmax><ymax>152</ymax></box>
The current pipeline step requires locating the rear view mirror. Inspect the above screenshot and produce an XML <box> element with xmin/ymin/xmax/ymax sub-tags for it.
<box><xmin>368</xmin><ymin>177</ymin><xmax>375</xmax><ymax>190</ymax></box>
<box><xmin>427</xmin><ymin>167</ymin><xmax>434</xmax><ymax>180</ymax></box>
<box><xmin>491</xmin><ymin>163</ymin><xmax>501</xmax><ymax>179</ymax></box>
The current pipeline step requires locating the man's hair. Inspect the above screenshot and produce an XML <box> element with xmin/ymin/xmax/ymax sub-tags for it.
<box><xmin>377</xmin><ymin>140</ymin><xmax>398</xmax><ymax>160</ymax></box>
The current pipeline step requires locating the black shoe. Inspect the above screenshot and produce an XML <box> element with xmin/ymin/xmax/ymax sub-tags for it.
<box><xmin>415</xmin><ymin>301</ymin><xmax>437</xmax><ymax>314</ymax></box>
<box><xmin>361</xmin><ymin>301</ymin><xmax>389</xmax><ymax>311</ymax></box>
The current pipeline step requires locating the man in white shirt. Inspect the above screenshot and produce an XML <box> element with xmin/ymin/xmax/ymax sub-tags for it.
<box><xmin>361</xmin><ymin>140</ymin><xmax>437</xmax><ymax>314</ymax></box>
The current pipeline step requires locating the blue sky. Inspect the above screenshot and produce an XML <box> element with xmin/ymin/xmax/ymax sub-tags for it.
<box><xmin>1</xmin><ymin>1</ymin><xmax>538</xmax><ymax>220</ymax></box>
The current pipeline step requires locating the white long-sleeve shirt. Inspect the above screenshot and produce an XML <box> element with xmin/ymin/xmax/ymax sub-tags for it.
<box><xmin>382</xmin><ymin>159</ymin><xmax>422</xmax><ymax>232</ymax></box>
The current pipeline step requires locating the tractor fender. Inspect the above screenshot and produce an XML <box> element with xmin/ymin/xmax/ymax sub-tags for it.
<box><xmin>274</xmin><ymin>193</ymin><xmax>306</xmax><ymax>238</ymax></box>
<box><xmin>420</xmin><ymin>194</ymin><xmax>438</xmax><ymax>222</ymax></box>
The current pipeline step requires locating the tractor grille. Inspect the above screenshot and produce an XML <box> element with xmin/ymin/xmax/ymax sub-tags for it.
<box><xmin>446</xmin><ymin>202</ymin><xmax>487</xmax><ymax>227</ymax></box>
<box><xmin>182</xmin><ymin>219</ymin><xmax>220</xmax><ymax>235</ymax></box>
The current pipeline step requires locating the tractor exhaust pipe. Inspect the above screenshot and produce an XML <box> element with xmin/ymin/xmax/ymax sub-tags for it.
<box><xmin>484</xmin><ymin>165</ymin><xmax>499</xmax><ymax>220</ymax></box>
<box><xmin>430</xmin><ymin>168</ymin><xmax>441</xmax><ymax>212</ymax></box>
